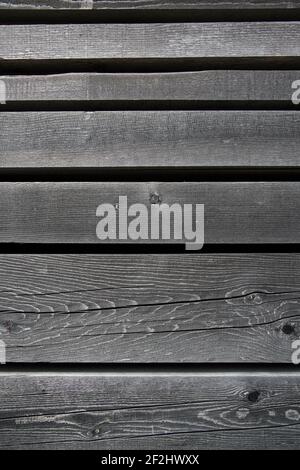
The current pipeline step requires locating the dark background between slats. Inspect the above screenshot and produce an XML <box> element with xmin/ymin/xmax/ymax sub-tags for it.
<box><xmin>0</xmin><ymin>0</ymin><xmax>300</xmax><ymax>450</ymax></box>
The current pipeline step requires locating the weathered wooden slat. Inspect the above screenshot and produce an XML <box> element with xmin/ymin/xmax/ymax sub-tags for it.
<box><xmin>1</xmin><ymin>111</ymin><xmax>300</xmax><ymax>168</ymax></box>
<box><xmin>0</xmin><ymin>182</ymin><xmax>298</xmax><ymax>244</ymax></box>
<box><xmin>1</xmin><ymin>71</ymin><xmax>299</xmax><ymax>103</ymax></box>
<box><xmin>0</xmin><ymin>372</ymin><xmax>300</xmax><ymax>449</ymax></box>
<box><xmin>0</xmin><ymin>23</ymin><xmax>299</xmax><ymax>60</ymax></box>
<box><xmin>0</xmin><ymin>253</ymin><xmax>299</xmax><ymax>363</ymax></box>
<box><xmin>1</xmin><ymin>1</ymin><xmax>299</xmax><ymax>10</ymax></box>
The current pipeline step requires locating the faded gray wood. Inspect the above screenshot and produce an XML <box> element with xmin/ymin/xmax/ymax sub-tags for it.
<box><xmin>1</xmin><ymin>1</ymin><xmax>299</xmax><ymax>10</ymax></box>
<box><xmin>1</xmin><ymin>111</ymin><xmax>300</xmax><ymax>168</ymax></box>
<box><xmin>1</xmin><ymin>71</ymin><xmax>299</xmax><ymax>103</ymax></box>
<box><xmin>0</xmin><ymin>254</ymin><xmax>299</xmax><ymax>363</ymax></box>
<box><xmin>0</xmin><ymin>182</ymin><xmax>298</xmax><ymax>244</ymax></box>
<box><xmin>0</xmin><ymin>23</ymin><xmax>299</xmax><ymax>59</ymax></box>
<box><xmin>0</xmin><ymin>372</ymin><xmax>300</xmax><ymax>449</ymax></box>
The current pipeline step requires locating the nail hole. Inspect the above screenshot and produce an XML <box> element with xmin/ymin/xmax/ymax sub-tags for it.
<box><xmin>247</xmin><ymin>390</ymin><xmax>260</xmax><ymax>403</ymax></box>
<box><xmin>282</xmin><ymin>323</ymin><xmax>295</xmax><ymax>335</ymax></box>
<box><xmin>150</xmin><ymin>192</ymin><xmax>162</xmax><ymax>205</ymax></box>
<box><xmin>92</xmin><ymin>427</ymin><xmax>101</xmax><ymax>436</ymax></box>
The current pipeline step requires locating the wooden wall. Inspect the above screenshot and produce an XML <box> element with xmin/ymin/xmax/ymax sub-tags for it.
<box><xmin>0</xmin><ymin>0</ymin><xmax>299</xmax><ymax>450</ymax></box>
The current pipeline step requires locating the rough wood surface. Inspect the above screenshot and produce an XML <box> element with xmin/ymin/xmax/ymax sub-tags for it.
<box><xmin>1</xmin><ymin>372</ymin><xmax>300</xmax><ymax>449</ymax></box>
<box><xmin>1</xmin><ymin>1</ymin><xmax>299</xmax><ymax>454</ymax></box>
<box><xmin>1</xmin><ymin>71</ymin><xmax>299</xmax><ymax>103</ymax></box>
<box><xmin>1</xmin><ymin>111</ymin><xmax>300</xmax><ymax>168</ymax></box>
<box><xmin>0</xmin><ymin>182</ymin><xmax>298</xmax><ymax>244</ymax></box>
<box><xmin>0</xmin><ymin>23</ymin><xmax>299</xmax><ymax>60</ymax></box>
<box><xmin>0</xmin><ymin>254</ymin><xmax>299</xmax><ymax>363</ymax></box>
<box><xmin>1</xmin><ymin>1</ymin><xmax>299</xmax><ymax>10</ymax></box>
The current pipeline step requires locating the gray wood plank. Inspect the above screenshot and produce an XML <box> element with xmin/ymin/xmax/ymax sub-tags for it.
<box><xmin>1</xmin><ymin>71</ymin><xmax>299</xmax><ymax>103</ymax></box>
<box><xmin>0</xmin><ymin>253</ymin><xmax>299</xmax><ymax>363</ymax></box>
<box><xmin>1</xmin><ymin>111</ymin><xmax>300</xmax><ymax>168</ymax></box>
<box><xmin>1</xmin><ymin>1</ymin><xmax>299</xmax><ymax>10</ymax></box>
<box><xmin>0</xmin><ymin>23</ymin><xmax>299</xmax><ymax>60</ymax></box>
<box><xmin>0</xmin><ymin>182</ymin><xmax>298</xmax><ymax>244</ymax></box>
<box><xmin>1</xmin><ymin>372</ymin><xmax>300</xmax><ymax>449</ymax></box>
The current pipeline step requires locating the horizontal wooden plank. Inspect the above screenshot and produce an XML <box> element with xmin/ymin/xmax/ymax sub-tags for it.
<box><xmin>0</xmin><ymin>253</ymin><xmax>299</xmax><ymax>363</ymax></box>
<box><xmin>0</xmin><ymin>182</ymin><xmax>298</xmax><ymax>244</ymax></box>
<box><xmin>1</xmin><ymin>1</ymin><xmax>300</xmax><ymax>10</ymax></box>
<box><xmin>1</xmin><ymin>71</ymin><xmax>299</xmax><ymax>103</ymax></box>
<box><xmin>1</xmin><ymin>111</ymin><xmax>300</xmax><ymax>168</ymax></box>
<box><xmin>0</xmin><ymin>372</ymin><xmax>300</xmax><ymax>449</ymax></box>
<box><xmin>0</xmin><ymin>23</ymin><xmax>299</xmax><ymax>60</ymax></box>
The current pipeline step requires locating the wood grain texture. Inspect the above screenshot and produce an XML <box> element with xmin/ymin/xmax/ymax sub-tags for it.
<box><xmin>0</xmin><ymin>182</ymin><xmax>298</xmax><ymax>244</ymax></box>
<box><xmin>1</xmin><ymin>1</ymin><xmax>300</xmax><ymax>10</ymax></box>
<box><xmin>0</xmin><ymin>23</ymin><xmax>299</xmax><ymax>60</ymax></box>
<box><xmin>1</xmin><ymin>372</ymin><xmax>300</xmax><ymax>449</ymax></box>
<box><xmin>1</xmin><ymin>71</ymin><xmax>299</xmax><ymax>103</ymax></box>
<box><xmin>1</xmin><ymin>111</ymin><xmax>300</xmax><ymax>168</ymax></box>
<box><xmin>0</xmin><ymin>253</ymin><xmax>300</xmax><ymax>363</ymax></box>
